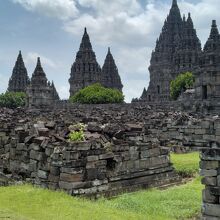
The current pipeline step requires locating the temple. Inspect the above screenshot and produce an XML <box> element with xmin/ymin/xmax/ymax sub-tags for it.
<box><xmin>26</xmin><ymin>57</ymin><xmax>59</xmax><ymax>107</ymax></box>
<box><xmin>69</xmin><ymin>28</ymin><xmax>123</xmax><ymax>96</ymax></box>
<box><xmin>102</xmin><ymin>48</ymin><xmax>123</xmax><ymax>92</ymax></box>
<box><xmin>140</xmin><ymin>0</ymin><xmax>201</xmax><ymax>102</ymax></box>
<box><xmin>195</xmin><ymin>20</ymin><xmax>220</xmax><ymax>101</ymax></box>
<box><xmin>7</xmin><ymin>51</ymin><xmax>30</xmax><ymax>93</ymax></box>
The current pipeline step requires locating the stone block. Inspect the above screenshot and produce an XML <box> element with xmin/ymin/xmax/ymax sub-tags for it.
<box><xmin>99</xmin><ymin>153</ymin><xmax>114</xmax><ymax>160</ymax></box>
<box><xmin>202</xmin><ymin>177</ymin><xmax>217</xmax><ymax>186</ymax></box>
<box><xmin>195</xmin><ymin>128</ymin><xmax>206</xmax><ymax>135</ymax></box>
<box><xmin>38</xmin><ymin>128</ymin><xmax>49</xmax><ymax>137</ymax></box>
<box><xmin>86</xmin><ymin>168</ymin><xmax>98</xmax><ymax>180</ymax></box>
<box><xmin>200</xmin><ymin>169</ymin><xmax>218</xmax><ymax>177</ymax></box>
<box><xmin>200</xmin><ymin>161</ymin><xmax>219</xmax><ymax>170</ymax></box>
<box><xmin>38</xmin><ymin>170</ymin><xmax>48</xmax><ymax>179</ymax></box>
<box><xmin>59</xmin><ymin>181</ymin><xmax>91</xmax><ymax>190</ymax></box>
<box><xmin>17</xmin><ymin>143</ymin><xmax>27</xmax><ymax>151</ymax></box>
<box><xmin>215</xmin><ymin>129</ymin><xmax>220</xmax><ymax>136</ymax></box>
<box><xmin>60</xmin><ymin>173</ymin><xmax>83</xmax><ymax>182</ymax></box>
<box><xmin>87</xmin><ymin>155</ymin><xmax>99</xmax><ymax>162</ymax></box>
<box><xmin>218</xmin><ymin>175</ymin><xmax>220</xmax><ymax>186</ymax></box>
<box><xmin>203</xmin><ymin>188</ymin><xmax>218</xmax><ymax>203</ymax></box>
<box><xmin>202</xmin><ymin>216</ymin><xmax>220</xmax><ymax>220</ymax></box>
<box><xmin>29</xmin><ymin>143</ymin><xmax>40</xmax><ymax>151</ymax></box>
<box><xmin>61</xmin><ymin>167</ymin><xmax>83</xmax><ymax>174</ymax></box>
<box><xmin>210</xmin><ymin>187</ymin><xmax>220</xmax><ymax>196</ymax></box>
<box><xmin>50</xmin><ymin>166</ymin><xmax>60</xmax><ymax>176</ymax></box>
<box><xmin>48</xmin><ymin>174</ymin><xmax>60</xmax><ymax>182</ymax></box>
<box><xmin>29</xmin><ymin>160</ymin><xmax>37</xmax><ymax>172</ymax></box>
<box><xmin>63</xmin><ymin>151</ymin><xmax>79</xmax><ymax>161</ymax></box>
<box><xmin>30</xmin><ymin>150</ymin><xmax>44</xmax><ymax>161</ymax></box>
<box><xmin>202</xmin><ymin>203</ymin><xmax>220</xmax><ymax>217</ymax></box>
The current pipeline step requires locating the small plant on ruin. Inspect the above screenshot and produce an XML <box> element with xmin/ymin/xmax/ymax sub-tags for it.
<box><xmin>0</xmin><ymin>92</ymin><xmax>27</xmax><ymax>108</ymax></box>
<box><xmin>170</xmin><ymin>72</ymin><xmax>195</xmax><ymax>100</ymax></box>
<box><xmin>69</xmin><ymin>83</ymin><xmax>124</xmax><ymax>104</ymax></box>
<box><xmin>68</xmin><ymin>123</ymin><xmax>85</xmax><ymax>142</ymax></box>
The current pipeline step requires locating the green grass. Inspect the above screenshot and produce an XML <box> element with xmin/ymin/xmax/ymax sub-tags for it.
<box><xmin>171</xmin><ymin>152</ymin><xmax>200</xmax><ymax>177</ymax></box>
<box><xmin>0</xmin><ymin>152</ymin><xmax>203</xmax><ymax>220</ymax></box>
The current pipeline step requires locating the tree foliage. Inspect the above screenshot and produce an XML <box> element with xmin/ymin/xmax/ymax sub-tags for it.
<box><xmin>70</xmin><ymin>83</ymin><xmax>124</xmax><ymax>104</ymax></box>
<box><xmin>170</xmin><ymin>72</ymin><xmax>195</xmax><ymax>100</ymax></box>
<box><xmin>0</xmin><ymin>92</ymin><xmax>27</xmax><ymax>108</ymax></box>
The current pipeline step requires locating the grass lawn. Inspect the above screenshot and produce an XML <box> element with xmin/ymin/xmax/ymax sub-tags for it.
<box><xmin>0</xmin><ymin>152</ymin><xmax>203</xmax><ymax>220</ymax></box>
<box><xmin>171</xmin><ymin>152</ymin><xmax>200</xmax><ymax>177</ymax></box>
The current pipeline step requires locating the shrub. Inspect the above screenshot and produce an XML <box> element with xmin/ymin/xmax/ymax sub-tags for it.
<box><xmin>68</xmin><ymin>123</ymin><xmax>85</xmax><ymax>142</ymax></box>
<box><xmin>0</xmin><ymin>92</ymin><xmax>27</xmax><ymax>108</ymax></box>
<box><xmin>170</xmin><ymin>72</ymin><xmax>195</xmax><ymax>100</ymax></box>
<box><xmin>70</xmin><ymin>83</ymin><xmax>124</xmax><ymax>104</ymax></box>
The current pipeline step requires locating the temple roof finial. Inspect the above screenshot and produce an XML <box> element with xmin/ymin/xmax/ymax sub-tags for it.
<box><xmin>172</xmin><ymin>0</ymin><xmax>178</xmax><ymax>7</ymax></box>
<box><xmin>37</xmin><ymin>57</ymin><xmax>41</xmax><ymax>67</ymax></box>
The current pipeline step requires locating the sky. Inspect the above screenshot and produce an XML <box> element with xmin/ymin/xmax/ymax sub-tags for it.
<box><xmin>0</xmin><ymin>0</ymin><xmax>220</xmax><ymax>102</ymax></box>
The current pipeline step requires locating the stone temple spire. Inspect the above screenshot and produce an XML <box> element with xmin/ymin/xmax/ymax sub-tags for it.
<box><xmin>173</xmin><ymin>11</ymin><xmax>201</xmax><ymax>73</ymax></box>
<box><xmin>51</xmin><ymin>81</ymin><xmax>60</xmax><ymax>100</ymax></box>
<box><xmin>101</xmin><ymin>47</ymin><xmax>123</xmax><ymax>92</ymax></box>
<box><xmin>31</xmin><ymin>57</ymin><xmax>47</xmax><ymax>86</ymax></box>
<box><xmin>79</xmin><ymin>27</ymin><xmax>92</xmax><ymax>51</ymax></box>
<box><xmin>8</xmin><ymin>51</ymin><xmax>30</xmax><ymax>93</ymax></box>
<box><xmin>146</xmin><ymin>0</ymin><xmax>183</xmax><ymax>102</ymax></box>
<box><xmin>140</xmin><ymin>88</ymin><xmax>147</xmax><ymax>100</ymax></box>
<box><xmin>204</xmin><ymin>20</ymin><xmax>220</xmax><ymax>51</ymax></box>
<box><xmin>27</xmin><ymin>57</ymin><xmax>59</xmax><ymax>107</ymax></box>
<box><xmin>69</xmin><ymin>28</ymin><xmax>102</xmax><ymax>96</ymax></box>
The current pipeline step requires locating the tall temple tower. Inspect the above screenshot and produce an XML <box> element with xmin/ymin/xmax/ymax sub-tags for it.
<box><xmin>26</xmin><ymin>57</ymin><xmax>59</xmax><ymax>107</ymax></box>
<box><xmin>7</xmin><ymin>51</ymin><xmax>30</xmax><ymax>93</ymax></box>
<box><xmin>195</xmin><ymin>20</ymin><xmax>220</xmax><ymax>101</ymax></box>
<box><xmin>101</xmin><ymin>48</ymin><xmax>123</xmax><ymax>92</ymax></box>
<box><xmin>141</xmin><ymin>0</ymin><xmax>201</xmax><ymax>102</ymax></box>
<box><xmin>69</xmin><ymin>28</ymin><xmax>102</xmax><ymax>96</ymax></box>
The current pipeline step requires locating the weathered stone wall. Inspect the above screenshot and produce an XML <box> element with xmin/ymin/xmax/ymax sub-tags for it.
<box><xmin>0</xmin><ymin>107</ymin><xmax>178</xmax><ymax>197</ymax></box>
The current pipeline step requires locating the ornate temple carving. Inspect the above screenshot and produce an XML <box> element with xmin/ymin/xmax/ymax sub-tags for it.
<box><xmin>7</xmin><ymin>51</ymin><xmax>30</xmax><ymax>93</ymax></box>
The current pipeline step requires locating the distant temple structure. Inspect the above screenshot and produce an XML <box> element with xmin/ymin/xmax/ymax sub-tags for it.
<box><xmin>139</xmin><ymin>0</ymin><xmax>201</xmax><ymax>102</ymax></box>
<box><xmin>7</xmin><ymin>51</ymin><xmax>30</xmax><ymax>93</ymax></box>
<box><xmin>26</xmin><ymin>57</ymin><xmax>59</xmax><ymax>108</ymax></box>
<box><xmin>102</xmin><ymin>48</ymin><xmax>123</xmax><ymax>92</ymax></box>
<box><xmin>69</xmin><ymin>28</ymin><xmax>123</xmax><ymax>97</ymax></box>
<box><xmin>195</xmin><ymin>20</ymin><xmax>220</xmax><ymax>102</ymax></box>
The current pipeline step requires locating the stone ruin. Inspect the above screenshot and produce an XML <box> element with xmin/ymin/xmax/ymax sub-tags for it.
<box><xmin>0</xmin><ymin>103</ymin><xmax>220</xmax><ymax>218</ymax></box>
<box><xmin>0</xmin><ymin>106</ymin><xmax>180</xmax><ymax>197</ymax></box>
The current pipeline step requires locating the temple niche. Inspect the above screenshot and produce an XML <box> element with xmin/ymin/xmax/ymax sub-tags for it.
<box><xmin>69</xmin><ymin>28</ymin><xmax>123</xmax><ymax>97</ymax></box>
<box><xmin>7</xmin><ymin>51</ymin><xmax>30</xmax><ymax>93</ymax></box>
<box><xmin>26</xmin><ymin>57</ymin><xmax>59</xmax><ymax>108</ymax></box>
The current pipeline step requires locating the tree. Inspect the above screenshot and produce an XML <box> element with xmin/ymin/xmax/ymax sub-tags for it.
<box><xmin>0</xmin><ymin>92</ymin><xmax>27</xmax><ymax>108</ymax></box>
<box><xmin>70</xmin><ymin>83</ymin><xmax>124</xmax><ymax>104</ymax></box>
<box><xmin>170</xmin><ymin>72</ymin><xmax>195</xmax><ymax>100</ymax></box>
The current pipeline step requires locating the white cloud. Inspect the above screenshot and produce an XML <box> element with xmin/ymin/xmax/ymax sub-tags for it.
<box><xmin>13</xmin><ymin>0</ymin><xmax>78</xmax><ymax>20</ymax></box>
<box><xmin>24</xmin><ymin>52</ymin><xmax>56</xmax><ymax>68</ymax></box>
